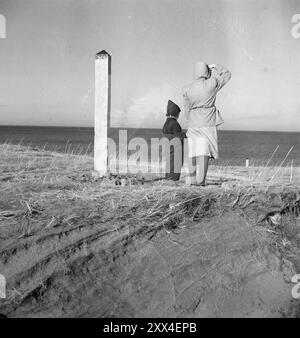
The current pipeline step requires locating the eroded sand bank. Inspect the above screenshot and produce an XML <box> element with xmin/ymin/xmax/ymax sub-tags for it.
<box><xmin>0</xmin><ymin>144</ymin><xmax>300</xmax><ymax>317</ymax></box>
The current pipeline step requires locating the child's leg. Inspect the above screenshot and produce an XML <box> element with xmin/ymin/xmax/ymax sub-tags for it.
<box><xmin>168</xmin><ymin>143</ymin><xmax>182</xmax><ymax>181</ymax></box>
<box><xmin>196</xmin><ymin>155</ymin><xmax>209</xmax><ymax>185</ymax></box>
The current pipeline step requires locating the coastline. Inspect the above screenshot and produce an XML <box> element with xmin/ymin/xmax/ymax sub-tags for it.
<box><xmin>0</xmin><ymin>126</ymin><xmax>299</xmax><ymax>167</ymax></box>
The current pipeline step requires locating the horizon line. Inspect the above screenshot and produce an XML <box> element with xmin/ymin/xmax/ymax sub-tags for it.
<box><xmin>0</xmin><ymin>124</ymin><xmax>300</xmax><ymax>133</ymax></box>
<box><xmin>0</xmin><ymin>124</ymin><xmax>299</xmax><ymax>133</ymax></box>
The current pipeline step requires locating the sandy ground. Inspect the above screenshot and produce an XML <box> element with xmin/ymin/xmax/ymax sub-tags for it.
<box><xmin>0</xmin><ymin>144</ymin><xmax>300</xmax><ymax>317</ymax></box>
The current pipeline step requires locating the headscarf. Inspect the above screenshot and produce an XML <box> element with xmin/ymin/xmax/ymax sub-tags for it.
<box><xmin>166</xmin><ymin>100</ymin><xmax>181</xmax><ymax>117</ymax></box>
<box><xmin>194</xmin><ymin>61</ymin><xmax>209</xmax><ymax>79</ymax></box>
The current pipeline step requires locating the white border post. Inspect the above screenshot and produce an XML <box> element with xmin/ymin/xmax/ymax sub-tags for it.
<box><xmin>94</xmin><ymin>50</ymin><xmax>111</xmax><ymax>176</ymax></box>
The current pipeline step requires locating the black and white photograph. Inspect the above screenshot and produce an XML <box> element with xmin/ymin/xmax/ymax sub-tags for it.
<box><xmin>0</xmin><ymin>0</ymin><xmax>300</xmax><ymax>322</ymax></box>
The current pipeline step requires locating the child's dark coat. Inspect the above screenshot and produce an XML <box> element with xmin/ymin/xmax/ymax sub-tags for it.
<box><xmin>162</xmin><ymin>103</ymin><xmax>186</xmax><ymax>180</ymax></box>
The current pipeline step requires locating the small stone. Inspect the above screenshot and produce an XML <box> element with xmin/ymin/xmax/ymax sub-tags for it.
<box><xmin>269</xmin><ymin>213</ymin><xmax>281</xmax><ymax>225</ymax></box>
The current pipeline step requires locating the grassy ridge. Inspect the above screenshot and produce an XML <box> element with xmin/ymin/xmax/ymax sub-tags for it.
<box><xmin>0</xmin><ymin>144</ymin><xmax>300</xmax><ymax>317</ymax></box>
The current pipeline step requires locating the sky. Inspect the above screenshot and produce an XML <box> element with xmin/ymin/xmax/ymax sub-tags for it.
<box><xmin>0</xmin><ymin>0</ymin><xmax>300</xmax><ymax>131</ymax></box>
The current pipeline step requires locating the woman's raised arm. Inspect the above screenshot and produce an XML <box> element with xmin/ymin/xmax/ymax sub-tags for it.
<box><xmin>210</xmin><ymin>64</ymin><xmax>231</xmax><ymax>90</ymax></box>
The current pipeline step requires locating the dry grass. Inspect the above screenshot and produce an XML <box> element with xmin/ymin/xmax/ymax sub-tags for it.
<box><xmin>0</xmin><ymin>143</ymin><xmax>300</xmax><ymax>317</ymax></box>
<box><xmin>0</xmin><ymin>143</ymin><xmax>299</xmax><ymax>246</ymax></box>
<box><xmin>0</xmin><ymin>144</ymin><xmax>299</xmax><ymax>235</ymax></box>
<box><xmin>209</xmin><ymin>144</ymin><xmax>300</xmax><ymax>185</ymax></box>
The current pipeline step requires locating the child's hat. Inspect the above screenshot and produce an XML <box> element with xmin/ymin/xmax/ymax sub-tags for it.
<box><xmin>166</xmin><ymin>100</ymin><xmax>181</xmax><ymax>117</ymax></box>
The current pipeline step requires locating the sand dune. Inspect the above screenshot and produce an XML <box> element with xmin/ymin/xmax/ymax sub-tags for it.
<box><xmin>0</xmin><ymin>144</ymin><xmax>300</xmax><ymax>317</ymax></box>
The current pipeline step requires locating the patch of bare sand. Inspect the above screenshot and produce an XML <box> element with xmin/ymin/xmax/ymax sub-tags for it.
<box><xmin>0</xmin><ymin>144</ymin><xmax>300</xmax><ymax>317</ymax></box>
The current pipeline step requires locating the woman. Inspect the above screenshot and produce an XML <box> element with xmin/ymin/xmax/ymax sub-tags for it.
<box><xmin>182</xmin><ymin>61</ymin><xmax>231</xmax><ymax>186</ymax></box>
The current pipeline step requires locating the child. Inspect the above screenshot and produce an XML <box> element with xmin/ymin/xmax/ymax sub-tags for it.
<box><xmin>162</xmin><ymin>100</ymin><xmax>186</xmax><ymax>181</ymax></box>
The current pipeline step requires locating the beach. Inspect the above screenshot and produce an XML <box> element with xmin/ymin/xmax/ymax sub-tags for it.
<box><xmin>0</xmin><ymin>143</ymin><xmax>300</xmax><ymax>317</ymax></box>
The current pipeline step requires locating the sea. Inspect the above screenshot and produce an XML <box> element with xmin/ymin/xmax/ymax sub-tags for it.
<box><xmin>0</xmin><ymin>125</ymin><xmax>299</xmax><ymax>166</ymax></box>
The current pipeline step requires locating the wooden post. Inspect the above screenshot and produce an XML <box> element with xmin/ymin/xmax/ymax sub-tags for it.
<box><xmin>94</xmin><ymin>50</ymin><xmax>111</xmax><ymax>176</ymax></box>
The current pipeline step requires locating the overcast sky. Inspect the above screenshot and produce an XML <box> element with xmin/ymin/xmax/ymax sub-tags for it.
<box><xmin>0</xmin><ymin>0</ymin><xmax>300</xmax><ymax>131</ymax></box>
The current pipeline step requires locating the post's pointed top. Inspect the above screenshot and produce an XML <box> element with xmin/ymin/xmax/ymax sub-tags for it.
<box><xmin>95</xmin><ymin>50</ymin><xmax>111</xmax><ymax>59</ymax></box>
